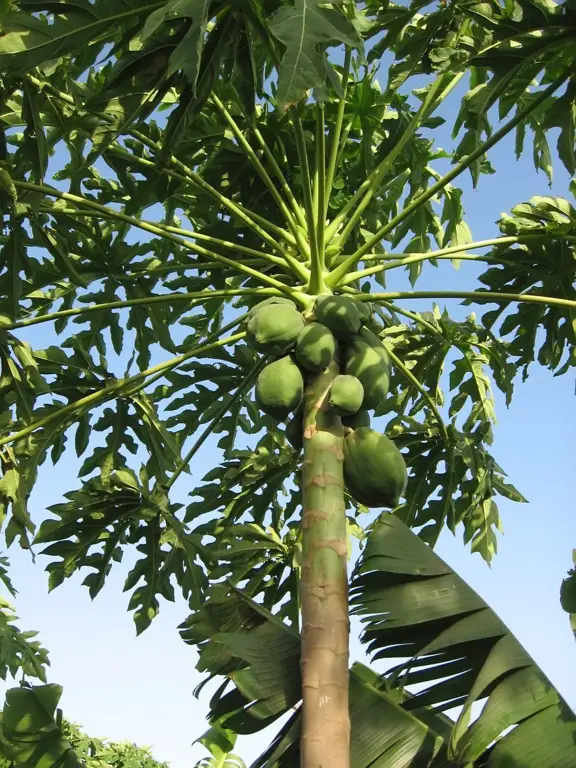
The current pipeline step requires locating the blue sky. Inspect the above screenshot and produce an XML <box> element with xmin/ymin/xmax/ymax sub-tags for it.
<box><xmin>1</xmin><ymin>73</ymin><xmax>575</xmax><ymax>767</ymax></box>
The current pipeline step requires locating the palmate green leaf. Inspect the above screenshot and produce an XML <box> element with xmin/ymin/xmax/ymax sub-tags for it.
<box><xmin>0</xmin><ymin>573</ymin><xmax>50</xmax><ymax>683</ymax></box>
<box><xmin>32</xmin><ymin>336</ymin><xmax>183</xmax><ymax>487</ymax></box>
<box><xmin>1</xmin><ymin>334</ymin><xmax>50</xmax><ymax>424</ymax></box>
<box><xmin>206</xmin><ymin>520</ymin><xmax>300</xmax><ymax>623</ymax></box>
<box><xmin>0</xmin><ymin>448</ymin><xmax>34</xmax><ymax>550</ymax></box>
<box><xmin>476</xmin><ymin>196</ymin><xmax>576</xmax><ymax>376</ymax></box>
<box><xmin>389</xmin><ymin>421</ymin><xmax>516</xmax><ymax>563</ymax></box>
<box><xmin>157</xmin><ymin>510</ymin><xmax>206</xmax><ymax>612</ymax></box>
<box><xmin>0</xmin><ymin>0</ymin><xmax>165</xmax><ymax>73</ymax></box>
<box><xmin>142</xmin><ymin>0</ymin><xmax>211</xmax><ymax>88</ymax></box>
<box><xmin>164</xmin><ymin>363</ymin><xmax>253</xmax><ymax>435</ymax></box>
<box><xmin>186</xmin><ymin>430</ymin><xmax>296</xmax><ymax>528</ymax></box>
<box><xmin>542</xmin><ymin>79</ymin><xmax>576</xmax><ymax>176</ymax></box>
<box><xmin>351</xmin><ymin>514</ymin><xmax>576</xmax><ymax>766</ymax></box>
<box><xmin>61</xmin><ymin>719</ymin><xmax>169</xmax><ymax>768</ymax></box>
<box><xmin>124</xmin><ymin>516</ymin><xmax>175</xmax><ymax>635</ymax></box>
<box><xmin>182</xmin><ymin>426</ymin><xmax>301</xmax><ymax>623</ymax></box>
<box><xmin>82</xmin><ymin>44</ymin><xmax>177</xmax><ymax>164</ymax></box>
<box><xmin>448</xmin><ymin>346</ymin><xmax>496</xmax><ymax>432</ymax></box>
<box><xmin>269</xmin><ymin>0</ymin><xmax>363</xmax><ymax>110</ymax></box>
<box><xmin>440</xmin><ymin>185</ymin><xmax>472</xmax><ymax>253</ymax></box>
<box><xmin>34</xmin><ymin>470</ymin><xmax>206</xmax><ymax>631</ymax></box>
<box><xmin>0</xmin><ymin>555</ymin><xmax>15</xmax><ymax>599</ymax></box>
<box><xmin>76</xmin><ymin>402</ymin><xmax>133</xmax><ymax>482</ymax></box>
<box><xmin>0</xmin><ymin>221</ymin><xmax>27</xmax><ymax>323</ymax></box>
<box><xmin>154</xmin><ymin>61</ymin><xmax>216</xmax><ymax>161</ymax></box>
<box><xmin>364</xmin><ymin>0</ymin><xmax>576</xmax><ymax>181</ymax></box>
<box><xmin>375</xmin><ymin>311</ymin><xmax>523</xmax><ymax>561</ymax></box>
<box><xmin>18</xmin><ymin>82</ymin><xmax>49</xmax><ymax>184</ymax></box>
<box><xmin>34</xmin><ymin>469</ymin><xmax>145</xmax><ymax>594</ymax></box>
<box><xmin>366</xmin><ymin>0</ymin><xmax>450</xmax><ymax>73</ymax></box>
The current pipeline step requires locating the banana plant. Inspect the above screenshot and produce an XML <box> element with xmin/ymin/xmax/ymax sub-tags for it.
<box><xmin>0</xmin><ymin>0</ymin><xmax>575</xmax><ymax>765</ymax></box>
<box><xmin>193</xmin><ymin>724</ymin><xmax>247</xmax><ymax>768</ymax></box>
<box><xmin>182</xmin><ymin>515</ymin><xmax>576</xmax><ymax>766</ymax></box>
<box><xmin>196</xmin><ymin>759</ymin><xmax>246</xmax><ymax>768</ymax></box>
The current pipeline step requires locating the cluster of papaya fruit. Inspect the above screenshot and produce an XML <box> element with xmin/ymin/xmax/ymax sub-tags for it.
<box><xmin>245</xmin><ymin>295</ymin><xmax>407</xmax><ymax>509</ymax></box>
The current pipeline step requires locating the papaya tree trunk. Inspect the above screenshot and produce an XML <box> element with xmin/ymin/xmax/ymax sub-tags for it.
<box><xmin>300</xmin><ymin>357</ymin><xmax>350</xmax><ymax>767</ymax></box>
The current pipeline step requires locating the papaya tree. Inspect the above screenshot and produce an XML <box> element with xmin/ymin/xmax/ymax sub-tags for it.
<box><xmin>0</xmin><ymin>0</ymin><xmax>575</xmax><ymax>765</ymax></box>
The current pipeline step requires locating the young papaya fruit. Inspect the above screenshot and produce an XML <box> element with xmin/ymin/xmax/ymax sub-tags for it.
<box><xmin>255</xmin><ymin>356</ymin><xmax>304</xmax><ymax>420</ymax></box>
<box><xmin>355</xmin><ymin>300</ymin><xmax>372</xmax><ymax>324</ymax></box>
<box><xmin>343</xmin><ymin>427</ymin><xmax>407</xmax><ymax>508</ymax></box>
<box><xmin>358</xmin><ymin>326</ymin><xmax>390</xmax><ymax>365</ymax></box>
<box><xmin>314</xmin><ymin>295</ymin><xmax>361</xmax><ymax>340</ymax></box>
<box><xmin>246</xmin><ymin>304</ymin><xmax>305</xmax><ymax>354</ymax></box>
<box><xmin>245</xmin><ymin>296</ymin><xmax>296</xmax><ymax>321</ymax></box>
<box><xmin>342</xmin><ymin>409</ymin><xmax>371</xmax><ymax>429</ymax></box>
<box><xmin>344</xmin><ymin>339</ymin><xmax>390</xmax><ymax>410</ymax></box>
<box><xmin>294</xmin><ymin>322</ymin><xmax>336</xmax><ymax>372</ymax></box>
<box><xmin>329</xmin><ymin>375</ymin><xmax>364</xmax><ymax>416</ymax></box>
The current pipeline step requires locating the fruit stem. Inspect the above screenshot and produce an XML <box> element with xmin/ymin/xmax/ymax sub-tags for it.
<box><xmin>300</xmin><ymin>358</ymin><xmax>349</xmax><ymax>767</ymax></box>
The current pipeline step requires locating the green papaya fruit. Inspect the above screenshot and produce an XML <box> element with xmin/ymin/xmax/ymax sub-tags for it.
<box><xmin>294</xmin><ymin>322</ymin><xmax>336</xmax><ymax>372</ymax></box>
<box><xmin>245</xmin><ymin>296</ymin><xmax>296</xmax><ymax>321</ymax></box>
<box><xmin>246</xmin><ymin>304</ymin><xmax>305</xmax><ymax>354</ymax></box>
<box><xmin>255</xmin><ymin>356</ymin><xmax>304</xmax><ymax>420</ymax></box>
<box><xmin>343</xmin><ymin>427</ymin><xmax>407</xmax><ymax>508</ymax></box>
<box><xmin>342</xmin><ymin>409</ymin><xmax>371</xmax><ymax>429</ymax></box>
<box><xmin>329</xmin><ymin>375</ymin><xmax>364</xmax><ymax>416</ymax></box>
<box><xmin>355</xmin><ymin>300</ymin><xmax>372</xmax><ymax>324</ymax></box>
<box><xmin>358</xmin><ymin>326</ymin><xmax>390</xmax><ymax>365</ymax></box>
<box><xmin>314</xmin><ymin>295</ymin><xmax>361</xmax><ymax>341</ymax></box>
<box><xmin>344</xmin><ymin>339</ymin><xmax>390</xmax><ymax>410</ymax></box>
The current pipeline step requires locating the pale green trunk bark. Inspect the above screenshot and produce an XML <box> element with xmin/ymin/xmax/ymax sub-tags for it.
<box><xmin>300</xmin><ymin>357</ymin><xmax>350</xmax><ymax>767</ymax></box>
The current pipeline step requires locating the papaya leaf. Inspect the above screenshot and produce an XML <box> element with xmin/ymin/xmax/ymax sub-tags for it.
<box><xmin>269</xmin><ymin>0</ymin><xmax>363</xmax><ymax>110</ymax></box>
<box><xmin>0</xmin><ymin>0</ymin><xmax>165</xmax><ymax>73</ymax></box>
<box><xmin>0</xmin><ymin>581</ymin><xmax>50</xmax><ymax>682</ymax></box>
<box><xmin>0</xmin><ymin>448</ymin><xmax>34</xmax><ymax>549</ymax></box>
<box><xmin>34</xmin><ymin>471</ymin><xmax>205</xmax><ymax>629</ymax></box>
<box><xmin>476</xmin><ymin>196</ymin><xmax>576</xmax><ymax>376</ymax></box>
<box><xmin>143</xmin><ymin>0</ymin><xmax>212</xmax><ymax>87</ymax></box>
<box><xmin>379</xmin><ymin>311</ymin><xmax>523</xmax><ymax>560</ymax></box>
